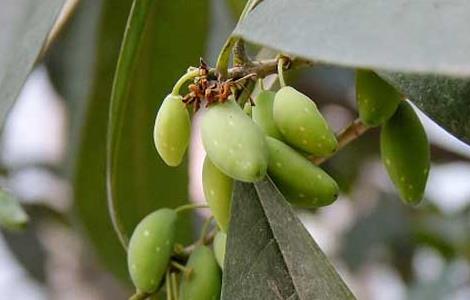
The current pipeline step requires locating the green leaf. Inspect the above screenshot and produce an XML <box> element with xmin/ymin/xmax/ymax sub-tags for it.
<box><xmin>73</xmin><ymin>0</ymin><xmax>209</xmax><ymax>281</ymax></box>
<box><xmin>222</xmin><ymin>179</ymin><xmax>356</xmax><ymax>299</ymax></box>
<box><xmin>0</xmin><ymin>0</ymin><xmax>65</xmax><ymax>127</ymax></box>
<box><xmin>377</xmin><ymin>72</ymin><xmax>470</xmax><ymax>144</ymax></box>
<box><xmin>233</xmin><ymin>1</ymin><xmax>470</xmax><ymax>143</ymax></box>
<box><xmin>108</xmin><ymin>0</ymin><xmax>209</xmax><ymax>243</ymax></box>
<box><xmin>234</xmin><ymin>0</ymin><xmax>470</xmax><ymax>77</ymax></box>
<box><xmin>0</xmin><ymin>189</ymin><xmax>28</xmax><ymax>231</ymax></box>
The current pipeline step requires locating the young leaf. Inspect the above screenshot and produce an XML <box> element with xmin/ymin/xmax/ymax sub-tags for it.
<box><xmin>234</xmin><ymin>0</ymin><xmax>470</xmax><ymax>77</ymax></box>
<box><xmin>222</xmin><ymin>179</ymin><xmax>356</xmax><ymax>299</ymax></box>
<box><xmin>0</xmin><ymin>0</ymin><xmax>65</xmax><ymax>127</ymax></box>
<box><xmin>0</xmin><ymin>189</ymin><xmax>29</xmax><ymax>231</ymax></box>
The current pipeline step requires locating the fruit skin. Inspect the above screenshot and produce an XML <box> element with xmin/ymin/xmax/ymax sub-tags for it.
<box><xmin>179</xmin><ymin>246</ymin><xmax>221</xmax><ymax>300</ymax></box>
<box><xmin>252</xmin><ymin>90</ymin><xmax>283</xmax><ymax>139</ymax></box>
<box><xmin>381</xmin><ymin>101</ymin><xmax>430</xmax><ymax>205</ymax></box>
<box><xmin>127</xmin><ymin>208</ymin><xmax>177</xmax><ymax>293</ymax></box>
<box><xmin>202</xmin><ymin>156</ymin><xmax>233</xmax><ymax>232</ymax></box>
<box><xmin>356</xmin><ymin>70</ymin><xmax>401</xmax><ymax>127</ymax></box>
<box><xmin>213</xmin><ymin>231</ymin><xmax>227</xmax><ymax>269</ymax></box>
<box><xmin>266</xmin><ymin>137</ymin><xmax>339</xmax><ymax>207</ymax></box>
<box><xmin>273</xmin><ymin>86</ymin><xmax>337</xmax><ymax>156</ymax></box>
<box><xmin>153</xmin><ymin>94</ymin><xmax>191</xmax><ymax>167</ymax></box>
<box><xmin>201</xmin><ymin>99</ymin><xmax>269</xmax><ymax>182</ymax></box>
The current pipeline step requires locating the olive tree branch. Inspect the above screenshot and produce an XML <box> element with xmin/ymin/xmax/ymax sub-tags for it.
<box><xmin>211</xmin><ymin>57</ymin><xmax>313</xmax><ymax>80</ymax></box>
<box><xmin>310</xmin><ymin>118</ymin><xmax>370</xmax><ymax>165</ymax></box>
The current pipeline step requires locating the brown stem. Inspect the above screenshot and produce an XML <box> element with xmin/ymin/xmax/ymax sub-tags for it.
<box><xmin>209</xmin><ymin>57</ymin><xmax>313</xmax><ymax>81</ymax></box>
<box><xmin>311</xmin><ymin>119</ymin><xmax>369</xmax><ymax>165</ymax></box>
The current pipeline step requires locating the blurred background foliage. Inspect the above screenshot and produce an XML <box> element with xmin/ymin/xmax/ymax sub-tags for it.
<box><xmin>0</xmin><ymin>0</ymin><xmax>469</xmax><ymax>299</ymax></box>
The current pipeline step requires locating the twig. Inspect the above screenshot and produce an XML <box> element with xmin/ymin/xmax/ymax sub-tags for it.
<box><xmin>311</xmin><ymin>119</ymin><xmax>369</xmax><ymax>165</ymax></box>
<box><xmin>174</xmin><ymin>228</ymin><xmax>217</xmax><ymax>259</ymax></box>
<box><xmin>215</xmin><ymin>0</ymin><xmax>264</xmax><ymax>78</ymax></box>
<box><xmin>218</xmin><ymin>58</ymin><xmax>313</xmax><ymax>80</ymax></box>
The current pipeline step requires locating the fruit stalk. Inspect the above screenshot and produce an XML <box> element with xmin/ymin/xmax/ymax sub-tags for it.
<box><xmin>311</xmin><ymin>118</ymin><xmax>369</xmax><ymax>165</ymax></box>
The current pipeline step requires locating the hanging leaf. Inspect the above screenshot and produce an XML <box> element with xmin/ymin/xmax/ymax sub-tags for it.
<box><xmin>234</xmin><ymin>0</ymin><xmax>470</xmax><ymax>77</ymax></box>
<box><xmin>73</xmin><ymin>0</ymin><xmax>209</xmax><ymax>281</ymax></box>
<box><xmin>0</xmin><ymin>189</ymin><xmax>28</xmax><ymax>231</ymax></box>
<box><xmin>222</xmin><ymin>179</ymin><xmax>356</xmax><ymax>299</ymax></box>
<box><xmin>0</xmin><ymin>0</ymin><xmax>65</xmax><ymax>127</ymax></box>
<box><xmin>107</xmin><ymin>0</ymin><xmax>209</xmax><ymax>244</ymax></box>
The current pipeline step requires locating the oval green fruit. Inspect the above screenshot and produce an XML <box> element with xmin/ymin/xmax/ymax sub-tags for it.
<box><xmin>179</xmin><ymin>246</ymin><xmax>221</xmax><ymax>300</ymax></box>
<box><xmin>273</xmin><ymin>86</ymin><xmax>337</xmax><ymax>156</ymax></box>
<box><xmin>202</xmin><ymin>156</ymin><xmax>233</xmax><ymax>232</ymax></box>
<box><xmin>381</xmin><ymin>101</ymin><xmax>430</xmax><ymax>205</ymax></box>
<box><xmin>127</xmin><ymin>208</ymin><xmax>177</xmax><ymax>293</ymax></box>
<box><xmin>153</xmin><ymin>94</ymin><xmax>191</xmax><ymax>167</ymax></box>
<box><xmin>213</xmin><ymin>231</ymin><xmax>227</xmax><ymax>269</ymax></box>
<box><xmin>266</xmin><ymin>137</ymin><xmax>339</xmax><ymax>207</ymax></box>
<box><xmin>356</xmin><ymin>70</ymin><xmax>401</xmax><ymax>127</ymax></box>
<box><xmin>252</xmin><ymin>90</ymin><xmax>283</xmax><ymax>139</ymax></box>
<box><xmin>201</xmin><ymin>99</ymin><xmax>269</xmax><ymax>182</ymax></box>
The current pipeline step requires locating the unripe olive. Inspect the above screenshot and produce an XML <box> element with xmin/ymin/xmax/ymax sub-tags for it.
<box><xmin>273</xmin><ymin>86</ymin><xmax>337</xmax><ymax>156</ymax></box>
<box><xmin>381</xmin><ymin>101</ymin><xmax>430</xmax><ymax>205</ymax></box>
<box><xmin>356</xmin><ymin>70</ymin><xmax>401</xmax><ymax>127</ymax></box>
<box><xmin>201</xmin><ymin>99</ymin><xmax>269</xmax><ymax>182</ymax></box>
<box><xmin>213</xmin><ymin>231</ymin><xmax>227</xmax><ymax>269</ymax></box>
<box><xmin>202</xmin><ymin>156</ymin><xmax>233</xmax><ymax>232</ymax></box>
<box><xmin>127</xmin><ymin>208</ymin><xmax>177</xmax><ymax>293</ymax></box>
<box><xmin>153</xmin><ymin>94</ymin><xmax>191</xmax><ymax>167</ymax></box>
<box><xmin>252</xmin><ymin>90</ymin><xmax>283</xmax><ymax>139</ymax></box>
<box><xmin>179</xmin><ymin>246</ymin><xmax>221</xmax><ymax>300</ymax></box>
<box><xmin>266</xmin><ymin>137</ymin><xmax>339</xmax><ymax>207</ymax></box>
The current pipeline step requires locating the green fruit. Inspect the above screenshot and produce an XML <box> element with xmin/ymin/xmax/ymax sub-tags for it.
<box><xmin>127</xmin><ymin>208</ymin><xmax>177</xmax><ymax>293</ymax></box>
<box><xmin>266</xmin><ymin>137</ymin><xmax>339</xmax><ymax>207</ymax></box>
<box><xmin>213</xmin><ymin>231</ymin><xmax>227</xmax><ymax>269</ymax></box>
<box><xmin>153</xmin><ymin>94</ymin><xmax>191</xmax><ymax>167</ymax></box>
<box><xmin>201</xmin><ymin>99</ymin><xmax>269</xmax><ymax>182</ymax></box>
<box><xmin>202</xmin><ymin>156</ymin><xmax>233</xmax><ymax>232</ymax></box>
<box><xmin>356</xmin><ymin>70</ymin><xmax>401</xmax><ymax>127</ymax></box>
<box><xmin>381</xmin><ymin>101</ymin><xmax>430</xmax><ymax>204</ymax></box>
<box><xmin>273</xmin><ymin>86</ymin><xmax>337</xmax><ymax>156</ymax></box>
<box><xmin>252</xmin><ymin>90</ymin><xmax>283</xmax><ymax>139</ymax></box>
<box><xmin>179</xmin><ymin>246</ymin><xmax>221</xmax><ymax>300</ymax></box>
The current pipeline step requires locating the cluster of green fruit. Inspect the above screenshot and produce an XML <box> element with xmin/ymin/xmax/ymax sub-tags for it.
<box><xmin>126</xmin><ymin>65</ymin><xmax>431</xmax><ymax>298</ymax></box>
<box><xmin>127</xmin><ymin>207</ymin><xmax>225</xmax><ymax>299</ymax></box>
<box><xmin>156</xmin><ymin>83</ymin><xmax>342</xmax><ymax>215</ymax></box>
<box><xmin>356</xmin><ymin>70</ymin><xmax>430</xmax><ymax>204</ymax></box>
